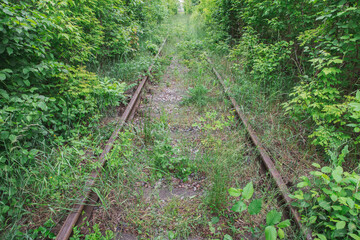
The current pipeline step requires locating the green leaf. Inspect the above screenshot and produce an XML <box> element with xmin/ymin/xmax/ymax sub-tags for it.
<box><xmin>332</xmin><ymin>59</ymin><xmax>343</xmax><ymax>64</ymax></box>
<box><xmin>330</xmin><ymin>194</ymin><xmax>338</xmax><ymax>202</ymax></box>
<box><xmin>317</xmin><ymin>234</ymin><xmax>327</xmax><ymax>240</ymax></box>
<box><xmin>38</xmin><ymin>102</ymin><xmax>47</xmax><ymax>111</ymax></box>
<box><xmin>332</xmin><ymin>166</ymin><xmax>343</xmax><ymax>183</ymax></box>
<box><xmin>336</xmin><ymin>221</ymin><xmax>346</xmax><ymax>230</ymax></box>
<box><xmin>0</xmin><ymin>73</ymin><xmax>6</xmax><ymax>81</ymax></box>
<box><xmin>356</xmin><ymin>91</ymin><xmax>360</xmax><ymax>101</ymax></box>
<box><xmin>311</xmin><ymin>171</ymin><xmax>323</xmax><ymax>177</ymax></box>
<box><xmin>248</xmin><ymin>199</ymin><xmax>262</xmax><ymax>215</ymax></box>
<box><xmin>321</xmin><ymin>167</ymin><xmax>332</xmax><ymax>173</ymax></box>
<box><xmin>242</xmin><ymin>182</ymin><xmax>254</xmax><ymax>200</ymax></box>
<box><xmin>348</xmin><ymin>222</ymin><xmax>356</xmax><ymax>232</ymax></box>
<box><xmin>265</xmin><ymin>226</ymin><xmax>277</xmax><ymax>240</ymax></box>
<box><xmin>168</xmin><ymin>231</ymin><xmax>175</xmax><ymax>240</ymax></box>
<box><xmin>266</xmin><ymin>210</ymin><xmax>282</xmax><ymax>226</ymax></box>
<box><xmin>297</xmin><ymin>182</ymin><xmax>308</xmax><ymax>188</ymax></box>
<box><xmin>321</xmin><ymin>174</ymin><xmax>330</xmax><ymax>182</ymax></box>
<box><xmin>228</xmin><ymin>188</ymin><xmax>242</xmax><ymax>197</ymax></box>
<box><xmin>2</xmin><ymin>69</ymin><xmax>12</xmax><ymax>73</ymax></box>
<box><xmin>6</xmin><ymin>47</ymin><xmax>13</xmax><ymax>55</ymax></box>
<box><xmin>309</xmin><ymin>216</ymin><xmax>317</xmax><ymax>224</ymax></box>
<box><xmin>277</xmin><ymin>219</ymin><xmax>291</xmax><ymax>228</ymax></box>
<box><xmin>278</xmin><ymin>228</ymin><xmax>285</xmax><ymax>239</ymax></box>
<box><xmin>312</xmin><ymin>163</ymin><xmax>321</xmax><ymax>168</ymax></box>
<box><xmin>9</xmin><ymin>134</ymin><xmax>16</xmax><ymax>143</ymax></box>
<box><xmin>231</xmin><ymin>200</ymin><xmax>247</xmax><ymax>213</ymax></box>
<box><xmin>223</xmin><ymin>234</ymin><xmax>233</xmax><ymax>240</ymax></box>
<box><xmin>0</xmin><ymin>89</ymin><xmax>9</xmax><ymax>99</ymax></box>
<box><xmin>322</xmin><ymin>67</ymin><xmax>341</xmax><ymax>75</ymax></box>
<box><xmin>319</xmin><ymin>201</ymin><xmax>331</xmax><ymax>211</ymax></box>
<box><xmin>331</xmin><ymin>205</ymin><xmax>342</xmax><ymax>211</ymax></box>
<box><xmin>347</xmin><ymin>198</ymin><xmax>355</xmax><ymax>209</ymax></box>
<box><xmin>349</xmin><ymin>234</ymin><xmax>360</xmax><ymax>240</ymax></box>
<box><xmin>353</xmin><ymin>192</ymin><xmax>360</xmax><ymax>200</ymax></box>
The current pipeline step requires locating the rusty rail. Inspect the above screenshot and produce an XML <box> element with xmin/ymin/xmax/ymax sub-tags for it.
<box><xmin>207</xmin><ymin>58</ymin><xmax>312</xmax><ymax>240</ymax></box>
<box><xmin>56</xmin><ymin>38</ymin><xmax>167</xmax><ymax>240</ymax></box>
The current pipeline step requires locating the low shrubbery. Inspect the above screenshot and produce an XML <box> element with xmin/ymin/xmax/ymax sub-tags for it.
<box><xmin>291</xmin><ymin>164</ymin><xmax>360</xmax><ymax>239</ymax></box>
<box><xmin>192</xmin><ymin>0</ymin><xmax>360</xmax><ymax>164</ymax></box>
<box><xmin>0</xmin><ymin>0</ymin><xmax>177</xmax><ymax>235</ymax></box>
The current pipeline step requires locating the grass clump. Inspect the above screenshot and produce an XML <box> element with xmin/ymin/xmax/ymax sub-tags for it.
<box><xmin>181</xmin><ymin>84</ymin><xmax>210</xmax><ymax>108</ymax></box>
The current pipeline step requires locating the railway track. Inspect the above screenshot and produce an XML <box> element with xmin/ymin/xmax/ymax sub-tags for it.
<box><xmin>56</xmin><ymin>39</ymin><xmax>311</xmax><ymax>239</ymax></box>
<box><xmin>55</xmin><ymin>38</ymin><xmax>167</xmax><ymax>240</ymax></box>
<box><xmin>207</xmin><ymin>58</ymin><xmax>313</xmax><ymax>240</ymax></box>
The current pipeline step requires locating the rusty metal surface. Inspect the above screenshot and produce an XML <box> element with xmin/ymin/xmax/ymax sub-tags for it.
<box><xmin>208</xmin><ymin>59</ymin><xmax>312</xmax><ymax>240</ymax></box>
<box><xmin>56</xmin><ymin>38</ymin><xmax>167</xmax><ymax>240</ymax></box>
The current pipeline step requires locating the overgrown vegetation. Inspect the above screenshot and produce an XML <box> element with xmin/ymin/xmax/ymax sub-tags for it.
<box><xmin>190</xmin><ymin>0</ymin><xmax>360</xmax><ymax>164</ymax></box>
<box><xmin>2</xmin><ymin>0</ymin><xmax>360</xmax><ymax>239</ymax></box>
<box><xmin>0</xmin><ymin>0</ymin><xmax>177</xmax><ymax>237</ymax></box>
<box><xmin>187</xmin><ymin>0</ymin><xmax>360</xmax><ymax>239</ymax></box>
<box><xmin>291</xmin><ymin>163</ymin><xmax>360</xmax><ymax>239</ymax></box>
<box><xmin>229</xmin><ymin>183</ymin><xmax>291</xmax><ymax>240</ymax></box>
<box><xmin>181</xmin><ymin>84</ymin><xmax>210</xmax><ymax>108</ymax></box>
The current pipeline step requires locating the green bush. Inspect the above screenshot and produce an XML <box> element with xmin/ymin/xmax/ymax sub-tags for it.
<box><xmin>229</xmin><ymin>27</ymin><xmax>293</xmax><ymax>94</ymax></box>
<box><xmin>194</xmin><ymin>0</ymin><xmax>360</xmax><ymax>162</ymax></box>
<box><xmin>290</xmin><ymin>163</ymin><xmax>360</xmax><ymax>239</ymax></box>
<box><xmin>0</xmin><ymin>0</ymin><xmax>177</xmax><ymax>234</ymax></box>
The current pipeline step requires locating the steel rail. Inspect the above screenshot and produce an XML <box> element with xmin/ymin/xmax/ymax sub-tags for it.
<box><xmin>56</xmin><ymin>38</ymin><xmax>167</xmax><ymax>240</ymax></box>
<box><xmin>207</xmin><ymin>58</ymin><xmax>312</xmax><ymax>240</ymax></box>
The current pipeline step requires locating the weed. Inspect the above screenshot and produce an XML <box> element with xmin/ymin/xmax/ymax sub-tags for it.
<box><xmin>150</xmin><ymin>128</ymin><xmax>195</xmax><ymax>180</ymax></box>
<box><xmin>15</xmin><ymin>218</ymin><xmax>56</xmax><ymax>239</ymax></box>
<box><xmin>181</xmin><ymin>84</ymin><xmax>210</xmax><ymax>108</ymax></box>
<box><xmin>229</xmin><ymin>183</ymin><xmax>291</xmax><ymax>239</ymax></box>
<box><xmin>71</xmin><ymin>224</ymin><xmax>114</xmax><ymax>240</ymax></box>
<box><xmin>205</xmin><ymin>155</ymin><xmax>230</xmax><ymax>212</ymax></box>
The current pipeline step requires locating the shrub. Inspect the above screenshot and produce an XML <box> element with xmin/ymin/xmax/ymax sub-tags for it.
<box><xmin>0</xmin><ymin>0</ymin><xmax>177</xmax><ymax>234</ymax></box>
<box><xmin>290</xmin><ymin>163</ymin><xmax>360</xmax><ymax>239</ymax></box>
<box><xmin>194</xmin><ymin>0</ymin><xmax>360</xmax><ymax>162</ymax></box>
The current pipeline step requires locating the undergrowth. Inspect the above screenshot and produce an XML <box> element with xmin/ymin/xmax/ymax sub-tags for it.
<box><xmin>0</xmin><ymin>1</ymin><xmax>177</xmax><ymax>238</ymax></box>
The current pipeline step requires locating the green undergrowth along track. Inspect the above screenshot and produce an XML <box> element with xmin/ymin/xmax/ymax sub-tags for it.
<box><xmin>0</xmin><ymin>0</ymin><xmax>177</xmax><ymax>238</ymax></box>
<box><xmin>86</xmin><ymin>14</ymin><xmax>303</xmax><ymax>240</ymax></box>
<box><xmin>2</xmin><ymin>0</ymin><xmax>360</xmax><ymax>239</ymax></box>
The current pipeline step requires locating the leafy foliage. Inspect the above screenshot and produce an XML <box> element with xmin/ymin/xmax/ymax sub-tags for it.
<box><xmin>291</xmin><ymin>163</ymin><xmax>360</xmax><ymax>240</ymax></box>
<box><xmin>71</xmin><ymin>224</ymin><xmax>114</xmax><ymax>240</ymax></box>
<box><xmin>194</xmin><ymin>0</ymin><xmax>360</xmax><ymax>163</ymax></box>
<box><xmin>0</xmin><ymin>0</ymin><xmax>177</xmax><ymax>235</ymax></box>
<box><xmin>152</xmin><ymin>139</ymin><xmax>194</xmax><ymax>180</ymax></box>
<box><xmin>229</xmin><ymin>182</ymin><xmax>291</xmax><ymax>239</ymax></box>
